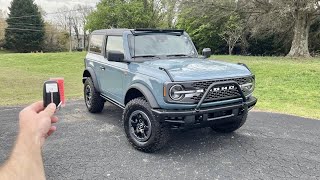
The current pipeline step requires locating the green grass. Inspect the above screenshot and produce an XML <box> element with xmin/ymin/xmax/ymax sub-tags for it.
<box><xmin>0</xmin><ymin>49</ymin><xmax>13</xmax><ymax>54</ymax></box>
<box><xmin>212</xmin><ymin>55</ymin><xmax>320</xmax><ymax>119</ymax></box>
<box><xmin>0</xmin><ymin>52</ymin><xmax>85</xmax><ymax>106</ymax></box>
<box><xmin>0</xmin><ymin>52</ymin><xmax>319</xmax><ymax>119</ymax></box>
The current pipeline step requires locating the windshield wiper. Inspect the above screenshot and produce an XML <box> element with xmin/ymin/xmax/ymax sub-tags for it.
<box><xmin>132</xmin><ymin>55</ymin><xmax>161</xmax><ymax>59</ymax></box>
<box><xmin>166</xmin><ymin>54</ymin><xmax>193</xmax><ymax>58</ymax></box>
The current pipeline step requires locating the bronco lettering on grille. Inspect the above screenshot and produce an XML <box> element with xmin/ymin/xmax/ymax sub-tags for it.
<box><xmin>210</xmin><ymin>86</ymin><xmax>235</xmax><ymax>92</ymax></box>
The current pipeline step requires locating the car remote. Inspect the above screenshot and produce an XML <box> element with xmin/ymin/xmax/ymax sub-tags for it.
<box><xmin>43</xmin><ymin>80</ymin><xmax>61</xmax><ymax>108</ymax></box>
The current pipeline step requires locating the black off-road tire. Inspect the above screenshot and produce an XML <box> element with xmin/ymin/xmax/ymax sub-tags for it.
<box><xmin>123</xmin><ymin>98</ymin><xmax>170</xmax><ymax>153</ymax></box>
<box><xmin>84</xmin><ymin>77</ymin><xmax>105</xmax><ymax>113</ymax></box>
<box><xmin>211</xmin><ymin>111</ymin><xmax>248</xmax><ymax>133</ymax></box>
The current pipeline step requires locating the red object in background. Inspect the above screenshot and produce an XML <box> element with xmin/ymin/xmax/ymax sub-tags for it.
<box><xmin>50</xmin><ymin>78</ymin><xmax>65</xmax><ymax>106</ymax></box>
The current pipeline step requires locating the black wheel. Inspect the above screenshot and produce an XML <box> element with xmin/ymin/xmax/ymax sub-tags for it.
<box><xmin>211</xmin><ymin>111</ymin><xmax>248</xmax><ymax>133</ymax></box>
<box><xmin>123</xmin><ymin>98</ymin><xmax>170</xmax><ymax>153</ymax></box>
<box><xmin>84</xmin><ymin>77</ymin><xmax>104</xmax><ymax>113</ymax></box>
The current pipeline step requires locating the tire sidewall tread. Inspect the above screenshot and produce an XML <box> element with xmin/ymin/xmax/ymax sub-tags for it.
<box><xmin>123</xmin><ymin>98</ymin><xmax>170</xmax><ymax>153</ymax></box>
<box><xmin>84</xmin><ymin>77</ymin><xmax>105</xmax><ymax>113</ymax></box>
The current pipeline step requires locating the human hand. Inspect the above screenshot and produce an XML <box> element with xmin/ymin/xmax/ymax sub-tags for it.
<box><xmin>19</xmin><ymin>101</ymin><xmax>58</xmax><ymax>147</ymax></box>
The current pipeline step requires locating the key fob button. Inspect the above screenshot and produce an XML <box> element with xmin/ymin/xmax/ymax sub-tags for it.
<box><xmin>43</xmin><ymin>81</ymin><xmax>61</xmax><ymax>108</ymax></box>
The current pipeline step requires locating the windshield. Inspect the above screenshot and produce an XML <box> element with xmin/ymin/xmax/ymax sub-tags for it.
<box><xmin>128</xmin><ymin>34</ymin><xmax>197</xmax><ymax>59</ymax></box>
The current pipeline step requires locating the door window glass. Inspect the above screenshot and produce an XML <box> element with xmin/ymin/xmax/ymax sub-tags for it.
<box><xmin>106</xmin><ymin>36</ymin><xmax>124</xmax><ymax>53</ymax></box>
<box><xmin>89</xmin><ymin>35</ymin><xmax>104</xmax><ymax>54</ymax></box>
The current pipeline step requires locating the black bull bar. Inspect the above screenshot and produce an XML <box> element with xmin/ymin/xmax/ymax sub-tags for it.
<box><xmin>152</xmin><ymin>81</ymin><xmax>257</xmax><ymax>125</ymax></box>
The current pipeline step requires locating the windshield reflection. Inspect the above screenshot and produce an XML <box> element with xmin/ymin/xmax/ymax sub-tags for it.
<box><xmin>128</xmin><ymin>34</ymin><xmax>197</xmax><ymax>59</ymax></box>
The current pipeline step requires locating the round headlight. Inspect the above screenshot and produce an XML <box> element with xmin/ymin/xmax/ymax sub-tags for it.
<box><xmin>249</xmin><ymin>78</ymin><xmax>255</xmax><ymax>92</ymax></box>
<box><xmin>243</xmin><ymin>83</ymin><xmax>254</xmax><ymax>91</ymax></box>
<box><xmin>241</xmin><ymin>78</ymin><xmax>255</xmax><ymax>96</ymax></box>
<box><xmin>169</xmin><ymin>85</ymin><xmax>184</xmax><ymax>101</ymax></box>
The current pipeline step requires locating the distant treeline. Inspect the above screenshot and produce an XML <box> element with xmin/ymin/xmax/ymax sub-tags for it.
<box><xmin>1</xmin><ymin>0</ymin><xmax>320</xmax><ymax>57</ymax></box>
<box><xmin>86</xmin><ymin>0</ymin><xmax>320</xmax><ymax>58</ymax></box>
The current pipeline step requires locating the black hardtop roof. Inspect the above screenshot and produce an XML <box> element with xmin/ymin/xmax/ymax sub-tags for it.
<box><xmin>90</xmin><ymin>29</ymin><xmax>185</xmax><ymax>36</ymax></box>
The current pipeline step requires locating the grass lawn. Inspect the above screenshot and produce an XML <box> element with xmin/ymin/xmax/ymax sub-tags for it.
<box><xmin>0</xmin><ymin>52</ymin><xmax>319</xmax><ymax>119</ymax></box>
<box><xmin>212</xmin><ymin>55</ymin><xmax>320</xmax><ymax>119</ymax></box>
<box><xmin>0</xmin><ymin>49</ymin><xmax>13</xmax><ymax>54</ymax></box>
<box><xmin>0</xmin><ymin>52</ymin><xmax>86</xmax><ymax>106</ymax></box>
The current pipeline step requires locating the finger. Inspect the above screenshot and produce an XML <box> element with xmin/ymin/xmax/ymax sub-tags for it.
<box><xmin>40</xmin><ymin>103</ymin><xmax>56</xmax><ymax>117</ymax></box>
<box><xmin>26</xmin><ymin>101</ymin><xmax>44</xmax><ymax>113</ymax></box>
<box><xmin>51</xmin><ymin>116</ymin><xmax>59</xmax><ymax>123</ymax></box>
<box><xmin>47</xmin><ymin>126</ymin><xmax>57</xmax><ymax>137</ymax></box>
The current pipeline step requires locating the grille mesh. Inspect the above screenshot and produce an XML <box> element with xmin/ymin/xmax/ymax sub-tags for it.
<box><xmin>191</xmin><ymin>77</ymin><xmax>252</xmax><ymax>102</ymax></box>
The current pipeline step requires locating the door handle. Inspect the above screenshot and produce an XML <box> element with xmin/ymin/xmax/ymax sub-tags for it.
<box><xmin>100</xmin><ymin>66</ymin><xmax>105</xmax><ymax>71</ymax></box>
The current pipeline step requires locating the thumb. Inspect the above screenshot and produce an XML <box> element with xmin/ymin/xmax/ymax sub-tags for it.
<box><xmin>40</xmin><ymin>103</ymin><xmax>56</xmax><ymax>117</ymax></box>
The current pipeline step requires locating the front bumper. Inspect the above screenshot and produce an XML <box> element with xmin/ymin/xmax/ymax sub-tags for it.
<box><xmin>152</xmin><ymin>96</ymin><xmax>257</xmax><ymax>128</ymax></box>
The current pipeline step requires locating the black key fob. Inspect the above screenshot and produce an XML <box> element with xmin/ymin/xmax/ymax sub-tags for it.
<box><xmin>43</xmin><ymin>81</ymin><xmax>61</xmax><ymax>108</ymax></box>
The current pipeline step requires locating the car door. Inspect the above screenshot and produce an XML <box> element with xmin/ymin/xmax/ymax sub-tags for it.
<box><xmin>99</xmin><ymin>35</ymin><xmax>126</xmax><ymax>102</ymax></box>
<box><xmin>86</xmin><ymin>34</ymin><xmax>106</xmax><ymax>89</ymax></box>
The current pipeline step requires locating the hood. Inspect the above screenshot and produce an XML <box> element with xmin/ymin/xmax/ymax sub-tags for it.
<box><xmin>137</xmin><ymin>58</ymin><xmax>252</xmax><ymax>82</ymax></box>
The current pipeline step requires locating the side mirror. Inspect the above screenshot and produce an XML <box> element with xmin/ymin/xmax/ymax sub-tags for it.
<box><xmin>202</xmin><ymin>48</ymin><xmax>212</xmax><ymax>58</ymax></box>
<box><xmin>107</xmin><ymin>50</ymin><xmax>124</xmax><ymax>62</ymax></box>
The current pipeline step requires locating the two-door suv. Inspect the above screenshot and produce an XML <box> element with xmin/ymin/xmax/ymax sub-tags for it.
<box><xmin>83</xmin><ymin>29</ymin><xmax>257</xmax><ymax>152</ymax></box>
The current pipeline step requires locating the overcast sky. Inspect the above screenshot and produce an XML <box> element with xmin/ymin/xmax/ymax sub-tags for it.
<box><xmin>0</xmin><ymin>0</ymin><xmax>100</xmax><ymax>14</ymax></box>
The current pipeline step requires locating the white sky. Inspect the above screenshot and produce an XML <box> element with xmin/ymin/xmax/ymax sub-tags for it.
<box><xmin>0</xmin><ymin>0</ymin><xmax>100</xmax><ymax>15</ymax></box>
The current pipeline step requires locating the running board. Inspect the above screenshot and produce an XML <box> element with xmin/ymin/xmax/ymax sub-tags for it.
<box><xmin>100</xmin><ymin>94</ymin><xmax>125</xmax><ymax>109</ymax></box>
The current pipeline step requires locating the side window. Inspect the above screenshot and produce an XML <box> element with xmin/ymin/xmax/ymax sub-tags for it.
<box><xmin>89</xmin><ymin>35</ymin><xmax>104</xmax><ymax>54</ymax></box>
<box><xmin>106</xmin><ymin>36</ymin><xmax>124</xmax><ymax>54</ymax></box>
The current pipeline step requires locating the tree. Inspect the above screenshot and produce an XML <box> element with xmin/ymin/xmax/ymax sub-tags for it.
<box><xmin>309</xmin><ymin>17</ymin><xmax>320</xmax><ymax>55</ymax></box>
<box><xmin>55</xmin><ymin>6</ymin><xmax>79</xmax><ymax>52</ymax></box>
<box><xmin>43</xmin><ymin>22</ymin><xmax>69</xmax><ymax>52</ymax></box>
<box><xmin>178</xmin><ymin>0</ymin><xmax>320</xmax><ymax>58</ymax></box>
<box><xmin>5</xmin><ymin>0</ymin><xmax>45</xmax><ymax>52</ymax></box>
<box><xmin>70</xmin><ymin>10</ymin><xmax>81</xmax><ymax>50</ymax></box>
<box><xmin>238</xmin><ymin>0</ymin><xmax>320</xmax><ymax>58</ymax></box>
<box><xmin>77</xmin><ymin>5</ymin><xmax>93</xmax><ymax>49</ymax></box>
<box><xmin>177</xmin><ymin>0</ymin><xmax>236</xmax><ymax>54</ymax></box>
<box><xmin>286</xmin><ymin>0</ymin><xmax>320</xmax><ymax>57</ymax></box>
<box><xmin>177</xmin><ymin>8</ymin><xmax>227</xmax><ymax>54</ymax></box>
<box><xmin>219</xmin><ymin>13</ymin><xmax>244</xmax><ymax>55</ymax></box>
<box><xmin>158</xmin><ymin>0</ymin><xmax>180</xmax><ymax>28</ymax></box>
<box><xmin>86</xmin><ymin>0</ymin><xmax>160</xmax><ymax>31</ymax></box>
<box><xmin>0</xmin><ymin>10</ymin><xmax>7</xmax><ymax>48</ymax></box>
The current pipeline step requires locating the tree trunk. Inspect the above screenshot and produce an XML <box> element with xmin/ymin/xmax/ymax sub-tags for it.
<box><xmin>287</xmin><ymin>12</ymin><xmax>311</xmax><ymax>58</ymax></box>
<box><xmin>83</xmin><ymin>23</ymin><xmax>86</xmax><ymax>50</ymax></box>
<box><xmin>240</xmin><ymin>32</ymin><xmax>249</xmax><ymax>55</ymax></box>
<box><xmin>73</xmin><ymin>26</ymin><xmax>80</xmax><ymax>49</ymax></box>
<box><xmin>229</xmin><ymin>44</ymin><xmax>233</xmax><ymax>55</ymax></box>
<box><xmin>83</xmin><ymin>32</ymin><xmax>86</xmax><ymax>50</ymax></box>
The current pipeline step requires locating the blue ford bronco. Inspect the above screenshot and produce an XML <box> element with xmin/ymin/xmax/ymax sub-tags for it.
<box><xmin>83</xmin><ymin>29</ymin><xmax>257</xmax><ymax>152</ymax></box>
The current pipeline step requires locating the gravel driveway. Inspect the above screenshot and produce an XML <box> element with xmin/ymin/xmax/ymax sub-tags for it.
<box><xmin>0</xmin><ymin>100</ymin><xmax>319</xmax><ymax>180</ymax></box>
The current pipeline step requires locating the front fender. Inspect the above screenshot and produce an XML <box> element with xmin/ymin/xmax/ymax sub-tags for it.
<box><xmin>127</xmin><ymin>83</ymin><xmax>160</xmax><ymax>108</ymax></box>
<box><xmin>83</xmin><ymin>67</ymin><xmax>101</xmax><ymax>92</ymax></box>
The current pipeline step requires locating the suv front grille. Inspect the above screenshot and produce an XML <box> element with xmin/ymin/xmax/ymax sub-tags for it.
<box><xmin>190</xmin><ymin>77</ymin><xmax>252</xmax><ymax>102</ymax></box>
